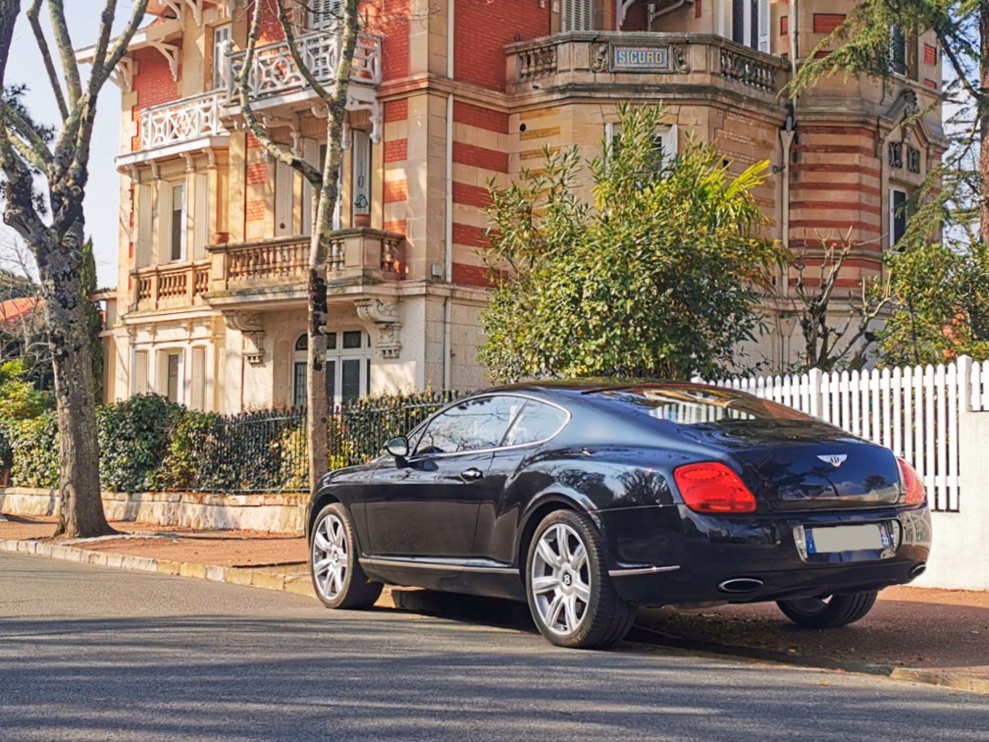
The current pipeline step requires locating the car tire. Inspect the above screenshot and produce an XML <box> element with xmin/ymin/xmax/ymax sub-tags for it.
<box><xmin>310</xmin><ymin>503</ymin><xmax>382</xmax><ymax>610</ymax></box>
<box><xmin>776</xmin><ymin>591</ymin><xmax>878</xmax><ymax>629</ymax></box>
<box><xmin>525</xmin><ymin>509</ymin><xmax>636</xmax><ymax>649</ymax></box>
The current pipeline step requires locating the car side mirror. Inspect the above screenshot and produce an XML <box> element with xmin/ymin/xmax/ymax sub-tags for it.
<box><xmin>384</xmin><ymin>436</ymin><xmax>410</xmax><ymax>459</ymax></box>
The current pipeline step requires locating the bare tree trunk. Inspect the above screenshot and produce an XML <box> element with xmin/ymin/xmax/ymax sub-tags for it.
<box><xmin>980</xmin><ymin>2</ymin><xmax>989</xmax><ymax>247</ymax></box>
<box><xmin>40</xmin><ymin>226</ymin><xmax>110</xmax><ymax>537</ymax></box>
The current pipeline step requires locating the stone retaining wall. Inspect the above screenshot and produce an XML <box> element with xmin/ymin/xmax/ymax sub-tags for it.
<box><xmin>0</xmin><ymin>487</ymin><xmax>307</xmax><ymax>535</ymax></box>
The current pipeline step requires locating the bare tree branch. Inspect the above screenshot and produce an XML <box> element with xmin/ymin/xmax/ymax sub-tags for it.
<box><xmin>3</xmin><ymin>105</ymin><xmax>53</xmax><ymax>169</ymax></box>
<box><xmin>46</xmin><ymin>0</ymin><xmax>82</xmax><ymax>108</ymax></box>
<box><xmin>276</xmin><ymin>0</ymin><xmax>332</xmax><ymax>104</ymax></box>
<box><xmin>88</xmin><ymin>0</ymin><xmax>150</xmax><ymax>94</ymax></box>
<box><xmin>26</xmin><ymin>0</ymin><xmax>68</xmax><ymax>120</ymax></box>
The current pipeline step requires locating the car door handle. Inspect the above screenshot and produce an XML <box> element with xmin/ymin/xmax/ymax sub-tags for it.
<box><xmin>460</xmin><ymin>467</ymin><xmax>484</xmax><ymax>483</ymax></box>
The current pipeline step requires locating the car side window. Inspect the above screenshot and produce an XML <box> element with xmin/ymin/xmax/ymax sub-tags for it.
<box><xmin>502</xmin><ymin>400</ymin><xmax>569</xmax><ymax>447</ymax></box>
<box><xmin>414</xmin><ymin>396</ymin><xmax>523</xmax><ymax>456</ymax></box>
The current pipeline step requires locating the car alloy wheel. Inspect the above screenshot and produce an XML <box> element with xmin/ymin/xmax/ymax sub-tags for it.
<box><xmin>309</xmin><ymin>503</ymin><xmax>382</xmax><ymax>610</ymax></box>
<box><xmin>312</xmin><ymin>513</ymin><xmax>349</xmax><ymax>601</ymax></box>
<box><xmin>531</xmin><ymin>523</ymin><xmax>592</xmax><ymax>636</ymax></box>
<box><xmin>525</xmin><ymin>509</ymin><xmax>636</xmax><ymax>649</ymax></box>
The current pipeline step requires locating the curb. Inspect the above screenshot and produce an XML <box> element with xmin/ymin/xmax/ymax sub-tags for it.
<box><xmin>3</xmin><ymin>538</ymin><xmax>987</xmax><ymax>696</ymax></box>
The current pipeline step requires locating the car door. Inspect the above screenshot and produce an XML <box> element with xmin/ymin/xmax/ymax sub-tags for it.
<box><xmin>363</xmin><ymin>395</ymin><xmax>525</xmax><ymax>560</ymax></box>
<box><xmin>471</xmin><ymin>399</ymin><xmax>572</xmax><ymax>565</ymax></box>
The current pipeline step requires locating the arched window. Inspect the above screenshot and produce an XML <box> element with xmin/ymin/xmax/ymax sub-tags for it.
<box><xmin>292</xmin><ymin>334</ymin><xmax>308</xmax><ymax>408</ymax></box>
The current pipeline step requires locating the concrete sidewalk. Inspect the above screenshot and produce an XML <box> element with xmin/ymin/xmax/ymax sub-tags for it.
<box><xmin>2</xmin><ymin>514</ymin><xmax>987</xmax><ymax>694</ymax></box>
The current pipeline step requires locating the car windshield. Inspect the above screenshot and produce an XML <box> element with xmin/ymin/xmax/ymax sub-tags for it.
<box><xmin>595</xmin><ymin>386</ymin><xmax>813</xmax><ymax>424</ymax></box>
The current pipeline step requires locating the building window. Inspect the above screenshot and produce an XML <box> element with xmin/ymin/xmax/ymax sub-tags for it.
<box><xmin>906</xmin><ymin>146</ymin><xmax>921</xmax><ymax>174</ymax></box>
<box><xmin>889</xmin><ymin>141</ymin><xmax>903</xmax><ymax>169</ymax></box>
<box><xmin>212</xmin><ymin>23</ymin><xmax>232</xmax><ymax>90</ymax></box>
<box><xmin>326</xmin><ymin>329</ymin><xmax>371</xmax><ymax>407</ymax></box>
<box><xmin>292</xmin><ymin>333</ymin><xmax>308</xmax><ymax>409</ymax></box>
<box><xmin>561</xmin><ymin>0</ymin><xmax>593</xmax><ymax>32</ymax></box>
<box><xmin>604</xmin><ymin>122</ymin><xmax>678</xmax><ymax>170</ymax></box>
<box><xmin>728</xmin><ymin>0</ymin><xmax>768</xmax><ymax>52</ymax></box>
<box><xmin>133</xmin><ymin>350</ymin><xmax>149</xmax><ymax>395</ymax></box>
<box><xmin>170</xmin><ymin>182</ymin><xmax>185</xmax><ymax>261</ymax></box>
<box><xmin>890</xmin><ymin>26</ymin><xmax>907</xmax><ymax>75</ymax></box>
<box><xmin>890</xmin><ymin>189</ymin><xmax>909</xmax><ymax>248</ymax></box>
<box><xmin>157</xmin><ymin>350</ymin><xmax>183</xmax><ymax>403</ymax></box>
<box><xmin>309</xmin><ymin>0</ymin><xmax>341</xmax><ymax>31</ymax></box>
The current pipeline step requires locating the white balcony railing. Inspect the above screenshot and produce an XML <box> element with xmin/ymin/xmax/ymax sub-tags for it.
<box><xmin>140</xmin><ymin>91</ymin><xmax>227</xmax><ymax>150</ymax></box>
<box><xmin>227</xmin><ymin>29</ymin><xmax>381</xmax><ymax>102</ymax></box>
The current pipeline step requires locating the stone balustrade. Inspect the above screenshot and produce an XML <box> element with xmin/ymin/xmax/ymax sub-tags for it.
<box><xmin>506</xmin><ymin>32</ymin><xmax>789</xmax><ymax>101</ymax></box>
<box><xmin>133</xmin><ymin>261</ymin><xmax>211</xmax><ymax>311</ymax></box>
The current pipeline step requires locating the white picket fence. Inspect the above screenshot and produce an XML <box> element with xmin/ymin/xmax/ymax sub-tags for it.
<box><xmin>698</xmin><ymin>357</ymin><xmax>989</xmax><ymax>513</ymax></box>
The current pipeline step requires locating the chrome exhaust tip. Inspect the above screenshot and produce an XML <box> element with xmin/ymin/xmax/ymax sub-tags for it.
<box><xmin>909</xmin><ymin>563</ymin><xmax>927</xmax><ymax>579</ymax></box>
<box><xmin>717</xmin><ymin>577</ymin><xmax>765</xmax><ymax>594</ymax></box>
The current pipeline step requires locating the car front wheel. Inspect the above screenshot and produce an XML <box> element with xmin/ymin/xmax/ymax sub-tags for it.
<box><xmin>526</xmin><ymin>509</ymin><xmax>636</xmax><ymax>649</ymax></box>
<box><xmin>777</xmin><ymin>591</ymin><xmax>878</xmax><ymax>629</ymax></box>
<box><xmin>310</xmin><ymin>503</ymin><xmax>382</xmax><ymax>610</ymax></box>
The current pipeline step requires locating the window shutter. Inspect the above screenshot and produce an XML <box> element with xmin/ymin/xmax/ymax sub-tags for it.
<box><xmin>352</xmin><ymin>129</ymin><xmax>371</xmax><ymax>220</ymax></box>
<box><xmin>275</xmin><ymin>160</ymin><xmax>294</xmax><ymax>237</ymax></box>
<box><xmin>720</xmin><ymin>0</ymin><xmax>733</xmax><ymax>39</ymax></box>
<box><xmin>212</xmin><ymin>23</ymin><xmax>232</xmax><ymax>90</ymax></box>
<box><xmin>661</xmin><ymin>124</ymin><xmax>678</xmax><ymax>162</ymax></box>
<box><xmin>562</xmin><ymin>0</ymin><xmax>592</xmax><ymax>32</ymax></box>
<box><xmin>310</xmin><ymin>0</ymin><xmax>341</xmax><ymax>31</ymax></box>
<box><xmin>157</xmin><ymin>181</ymin><xmax>173</xmax><ymax>265</ymax></box>
<box><xmin>758</xmin><ymin>0</ymin><xmax>770</xmax><ymax>53</ymax></box>
<box><xmin>301</xmin><ymin>138</ymin><xmax>319</xmax><ymax>236</ymax></box>
<box><xmin>191</xmin><ymin>347</ymin><xmax>206</xmax><ymax>410</ymax></box>
<box><xmin>133</xmin><ymin>351</ymin><xmax>149</xmax><ymax>395</ymax></box>
<box><xmin>136</xmin><ymin>184</ymin><xmax>153</xmax><ymax>268</ymax></box>
<box><xmin>156</xmin><ymin>351</ymin><xmax>170</xmax><ymax>396</ymax></box>
<box><xmin>192</xmin><ymin>173</ymin><xmax>209</xmax><ymax>260</ymax></box>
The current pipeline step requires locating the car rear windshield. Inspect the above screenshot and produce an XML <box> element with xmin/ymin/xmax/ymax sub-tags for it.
<box><xmin>594</xmin><ymin>386</ymin><xmax>814</xmax><ymax>424</ymax></box>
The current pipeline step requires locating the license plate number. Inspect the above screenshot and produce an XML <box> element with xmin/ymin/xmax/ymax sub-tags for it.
<box><xmin>806</xmin><ymin>523</ymin><xmax>891</xmax><ymax>554</ymax></box>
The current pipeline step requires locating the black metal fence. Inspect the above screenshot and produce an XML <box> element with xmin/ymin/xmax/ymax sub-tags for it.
<box><xmin>190</xmin><ymin>409</ymin><xmax>308</xmax><ymax>494</ymax></box>
<box><xmin>194</xmin><ymin>391</ymin><xmax>468</xmax><ymax>493</ymax></box>
<box><xmin>326</xmin><ymin>391</ymin><xmax>467</xmax><ymax>469</ymax></box>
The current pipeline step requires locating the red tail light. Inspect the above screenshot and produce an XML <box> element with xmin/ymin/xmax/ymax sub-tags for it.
<box><xmin>896</xmin><ymin>457</ymin><xmax>926</xmax><ymax>506</ymax></box>
<box><xmin>673</xmin><ymin>462</ymin><xmax>757</xmax><ymax>514</ymax></box>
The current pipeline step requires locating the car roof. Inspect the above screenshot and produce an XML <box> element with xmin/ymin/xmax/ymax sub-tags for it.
<box><xmin>485</xmin><ymin>380</ymin><xmax>725</xmax><ymax>397</ymax></box>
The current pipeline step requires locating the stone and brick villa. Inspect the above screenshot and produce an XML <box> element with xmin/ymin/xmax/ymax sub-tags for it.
<box><xmin>87</xmin><ymin>0</ymin><xmax>944</xmax><ymax>412</ymax></box>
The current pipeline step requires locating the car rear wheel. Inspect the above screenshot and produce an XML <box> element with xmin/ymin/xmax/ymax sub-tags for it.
<box><xmin>777</xmin><ymin>591</ymin><xmax>878</xmax><ymax>629</ymax></box>
<box><xmin>526</xmin><ymin>510</ymin><xmax>636</xmax><ymax>649</ymax></box>
<box><xmin>310</xmin><ymin>503</ymin><xmax>382</xmax><ymax>610</ymax></box>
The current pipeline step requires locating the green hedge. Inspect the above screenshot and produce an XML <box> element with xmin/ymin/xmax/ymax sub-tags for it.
<box><xmin>3</xmin><ymin>390</ymin><xmax>469</xmax><ymax>493</ymax></box>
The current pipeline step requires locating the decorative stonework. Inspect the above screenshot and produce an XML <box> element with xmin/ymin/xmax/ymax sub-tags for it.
<box><xmin>223</xmin><ymin>311</ymin><xmax>266</xmax><ymax>365</ymax></box>
<box><xmin>355</xmin><ymin>298</ymin><xmax>401</xmax><ymax>359</ymax></box>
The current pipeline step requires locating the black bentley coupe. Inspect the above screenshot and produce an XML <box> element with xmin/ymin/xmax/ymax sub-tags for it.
<box><xmin>306</xmin><ymin>382</ymin><xmax>932</xmax><ymax>648</ymax></box>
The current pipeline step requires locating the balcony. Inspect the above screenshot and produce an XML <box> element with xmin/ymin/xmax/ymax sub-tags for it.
<box><xmin>118</xmin><ymin>91</ymin><xmax>228</xmax><ymax>167</ymax></box>
<box><xmin>132</xmin><ymin>261</ymin><xmax>211</xmax><ymax>313</ymax></box>
<box><xmin>226</xmin><ymin>29</ymin><xmax>381</xmax><ymax>136</ymax></box>
<box><xmin>327</xmin><ymin>228</ymin><xmax>406</xmax><ymax>288</ymax></box>
<box><xmin>506</xmin><ymin>32</ymin><xmax>790</xmax><ymax>105</ymax></box>
<box><xmin>206</xmin><ymin>229</ymin><xmax>404</xmax><ymax>310</ymax></box>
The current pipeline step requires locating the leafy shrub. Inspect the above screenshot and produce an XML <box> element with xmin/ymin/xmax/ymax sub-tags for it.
<box><xmin>154</xmin><ymin>410</ymin><xmax>220</xmax><ymax>491</ymax></box>
<box><xmin>0</xmin><ymin>360</ymin><xmax>53</xmax><ymax>421</ymax></box>
<box><xmin>8</xmin><ymin>411</ymin><xmax>59</xmax><ymax>488</ymax></box>
<box><xmin>97</xmin><ymin>394</ymin><xmax>182</xmax><ymax>492</ymax></box>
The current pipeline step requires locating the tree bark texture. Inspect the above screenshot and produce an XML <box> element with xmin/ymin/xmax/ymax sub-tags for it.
<box><xmin>40</xmin><ymin>226</ymin><xmax>112</xmax><ymax>537</ymax></box>
<box><xmin>980</xmin><ymin>2</ymin><xmax>989</xmax><ymax>248</ymax></box>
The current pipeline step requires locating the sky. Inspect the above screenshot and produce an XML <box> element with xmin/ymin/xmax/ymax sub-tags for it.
<box><xmin>1</xmin><ymin>2</ymin><xmax>135</xmax><ymax>289</ymax></box>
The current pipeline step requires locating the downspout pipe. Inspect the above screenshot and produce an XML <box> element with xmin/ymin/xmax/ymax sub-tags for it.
<box><xmin>442</xmin><ymin>0</ymin><xmax>454</xmax><ymax>391</ymax></box>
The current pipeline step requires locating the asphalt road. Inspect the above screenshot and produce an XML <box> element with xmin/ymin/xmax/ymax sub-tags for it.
<box><xmin>1</xmin><ymin>553</ymin><xmax>987</xmax><ymax>741</ymax></box>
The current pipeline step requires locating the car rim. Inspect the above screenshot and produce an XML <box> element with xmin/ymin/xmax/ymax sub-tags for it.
<box><xmin>530</xmin><ymin>523</ymin><xmax>591</xmax><ymax>636</ymax></box>
<box><xmin>312</xmin><ymin>514</ymin><xmax>348</xmax><ymax>600</ymax></box>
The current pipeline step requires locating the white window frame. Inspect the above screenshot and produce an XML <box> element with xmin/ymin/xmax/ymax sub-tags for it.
<box><xmin>604</xmin><ymin>121</ymin><xmax>678</xmax><ymax>169</ymax></box>
<box><xmin>156</xmin><ymin>349</ymin><xmax>185</xmax><ymax>404</ymax></box>
<box><xmin>723</xmin><ymin>0</ymin><xmax>769</xmax><ymax>53</ymax></box>
<box><xmin>169</xmin><ymin>181</ymin><xmax>187</xmax><ymax>262</ymax></box>
<box><xmin>309</xmin><ymin>0</ymin><xmax>342</xmax><ymax>32</ymax></box>
<box><xmin>326</xmin><ymin>328</ymin><xmax>371</xmax><ymax>407</ymax></box>
<box><xmin>211</xmin><ymin>23</ymin><xmax>233</xmax><ymax>90</ymax></box>
<box><xmin>292</xmin><ymin>334</ymin><xmax>308</xmax><ymax>409</ymax></box>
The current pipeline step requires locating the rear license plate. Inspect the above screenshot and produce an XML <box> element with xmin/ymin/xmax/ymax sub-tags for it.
<box><xmin>805</xmin><ymin>523</ymin><xmax>891</xmax><ymax>554</ymax></box>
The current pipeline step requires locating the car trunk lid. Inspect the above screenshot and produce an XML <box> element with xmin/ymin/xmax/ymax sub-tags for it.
<box><xmin>681</xmin><ymin>420</ymin><xmax>903</xmax><ymax>511</ymax></box>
